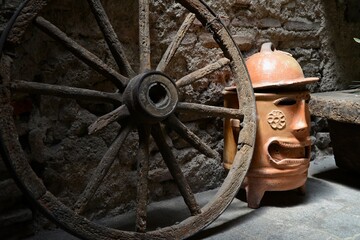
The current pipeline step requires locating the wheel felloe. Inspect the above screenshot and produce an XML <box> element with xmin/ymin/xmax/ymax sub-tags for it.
<box><xmin>1</xmin><ymin>0</ymin><xmax>256</xmax><ymax>239</ymax></box>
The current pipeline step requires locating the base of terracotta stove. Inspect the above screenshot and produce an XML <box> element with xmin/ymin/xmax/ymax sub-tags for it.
<box><xmin>241</xmin><ymin>170</ymin><xmax>308</xmax><ymax>209</ymax></box>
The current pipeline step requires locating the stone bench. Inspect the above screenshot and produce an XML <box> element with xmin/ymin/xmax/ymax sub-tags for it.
<box><xmin>309</xmin><ymin>88</ymin><xmax>360</xmax><ymax>173</ymax></box>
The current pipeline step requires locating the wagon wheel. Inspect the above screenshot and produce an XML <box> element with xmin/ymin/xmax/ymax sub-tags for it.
<box><xmin>0</xmin><ymin>0</ymin><xmax>256</xmax><ymax>239</ymax></box>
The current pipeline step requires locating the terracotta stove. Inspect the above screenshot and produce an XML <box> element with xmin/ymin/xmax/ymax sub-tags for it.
<box><xmin>223</xmin><ymin>42</ymin><xmax>319</xmax><ymax>208</ymax></box>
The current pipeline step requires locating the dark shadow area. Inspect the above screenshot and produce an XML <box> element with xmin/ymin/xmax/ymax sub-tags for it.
<box><xmin>187</xmin><ymin>210</ymin><xmax>256</xmax><ymax>240</ymax></box>
<box><xmin>100</xmin><ymin>205</ymin><xmax>193</xmax><ymax>232</ymax></box>
<box><xmin>235</xmin><ymin>188</ymin><xmax>308</xmax><ymax>208</ymax></box>
<box><xmin>188</xmin><ymin>188</ymin><xmax>313</xmax><ymax>240</ymax></box>
<box><xmin>235</xmin><ymin>178</ymin><xmax>335</xmax><ymax>208</ymax></box>
<box><xmin>189</xmin><ymin>177</ymin><xmax>336</xmax><ymax>239</ymax></box>
<box><xmin>98</xmin><ymin>190</ymin><xmax>214</xmax><ymax>232</ymax></box>
<box><xmin>313</xmin><ymin>167</ymin><xmax>360</xmax><ymax>190</ymax></box>
<box><xmin>25</xmin><ymin>177</ymin><xmax>339</xmax><ymax>240</ymax></box>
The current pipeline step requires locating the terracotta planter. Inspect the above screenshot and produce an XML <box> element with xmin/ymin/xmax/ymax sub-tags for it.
<box><xmin>224</xmin><ymin>89</ymin><xmax>312</xmax><ymax>208</ymax></box>
<box><xmin>223</xmin><ymin>42</ymin><xmax>318</xmax><ymax>208</ymax></box>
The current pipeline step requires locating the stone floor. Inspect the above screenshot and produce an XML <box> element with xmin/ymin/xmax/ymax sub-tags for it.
<box><xmin>25</xmin><ymin>155</ymin><xmax>360</xmax><ymax>240</ymax></box>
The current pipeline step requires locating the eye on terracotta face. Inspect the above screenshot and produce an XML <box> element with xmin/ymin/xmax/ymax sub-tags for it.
<box><xmin>305</xmin><ymin>94</ymin><xmax>310</xmax><ymax>104</ymax></box>
<box><xmin>274</xmin><ymin>97</ymin><xmax>297</xmax><ymax>106</ymax></box>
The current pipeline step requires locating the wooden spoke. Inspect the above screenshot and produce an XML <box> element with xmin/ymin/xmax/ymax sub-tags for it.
<box><xmin>88</xmin><ymin>105</ymin><xmax>130</xmax><ymax>134</ymax></box>
<box><xmin>176</xmin><ymin>102</ymin><xmax>244</xmax><ymax>120</ymax></box>
<box><xmin>10</xmin><ymin>80</ymin><xmax>122</xmax><ymax>104</ymax></box>
<box><xmin>156</xmin><ymin>13</ymin><xmax>196</xmax><ymax>72</ymax></box>
<box><xmin>135</xmin><ymin>125</ymin><xmax>151</xmax><ymax>233</ymax></box>
<box><xmin>176</xmin><ymin>58</ymin><xmax>230</xmax><ymax>87</ymax></box>
<box><xmin>165</xmin><ymin>115</ymin><xmax>219</xmax><ymax>159</ymax></box>
<box><xmin>87</xmin><ymin>0</ymin><xmax>135</xmax><ymax>77</ymax></box>
<box><xmin>74</xmin><ymin>124</ymin><xmax>133</xmax><ymax>215</ymax></box>
<box><xmin>34</xmin><ymin>16</ymin><xmax>128</xmax><ymax>90</ymax></box>
<box><xmin>139</xmin><ymin>0</ymin><xmax>151</xmax><ymax>72</ymax></box>
<box><xmin>152</xmin><ymin>124</ymin><xmax>201</xmax><ymax>216</ymax></box>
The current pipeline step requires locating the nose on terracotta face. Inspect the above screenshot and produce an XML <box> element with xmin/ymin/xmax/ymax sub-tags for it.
<box><xmin>290</xmin><ymin>102</ymin><xmax>309</xmax><ymax>135</ymax></box>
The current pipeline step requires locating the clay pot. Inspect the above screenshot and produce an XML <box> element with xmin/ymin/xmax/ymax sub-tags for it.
<box><xmin>223</xmin><ymin>42</ymin><xmax>319</xmax><ymax>208</ymax></box>
<box><xmin>242</xmin><ymin>91</ymin><xmax>311</xmax><ymax>208</ymax></box>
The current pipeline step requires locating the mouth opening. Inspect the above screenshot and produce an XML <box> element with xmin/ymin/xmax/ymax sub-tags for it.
<box><xmin>268</xmin><ymin>141</ymin><xmax>310</xmax><ymax>165</ymax></box>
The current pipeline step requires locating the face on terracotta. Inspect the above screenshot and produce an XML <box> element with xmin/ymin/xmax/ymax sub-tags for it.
<box><xmin>255</xmin><ymin>91</ymin><xmax>311</xmax><ymax>168</ymax></box>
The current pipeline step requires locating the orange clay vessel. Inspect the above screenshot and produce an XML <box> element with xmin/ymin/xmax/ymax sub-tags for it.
<box><xmin>223</xmin><ymin>42</ymin><xmax>319</xmax><ymax>208</ymax></box>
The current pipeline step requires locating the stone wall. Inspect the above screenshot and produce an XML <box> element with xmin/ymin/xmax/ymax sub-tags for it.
<box><xmin>210</xmin><ymin>0</ymin><xmax>360</xmax><ymax>91</ymax></box>
<box><xmin>0</xmin><ymin>0</ymin><xmax>359</xmax><ymax>238</ymax></box>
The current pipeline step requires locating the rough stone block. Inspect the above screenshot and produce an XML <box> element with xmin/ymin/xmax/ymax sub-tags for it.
<box><xmin>148</xmin><ymin>168</ymin><xmax>173</xmax><ymax>182</ymax></box>
<box><xmin>279</xmin><ymin>39</ymin><xmax>321</xmax><ymax>49</ymax></box>
<box><xmin>311</xmin><ymin>116</ymin><xmax>328</xmax><ymax>134</ymax></box>
<box><xmin>232</xmin><ymin>35</ymin><xmax>253</xmax><ymax>51</ymax></box>
<box><xmin>182</xmin><ymin>33</ymin><xmax>197</xmax><ymax>46</ymax></box>
<box><xmin>284</xmin><ymin>21</ymin><xmax>320</xmax><ymax>31</ymax></box>
<box><xmin>283</xmin><ymin>1</ymin><xmax>296</xmax><ymax>9</ymax></box>
<box><xmin>232</xmin><ymin>17</ymin><xmax>257</xmax><ymax>28</ymax></box>
<box><xmin>219</xmin><ymin>15</ymin><xmax>230</xmax><ymax>27</ymax></box>
<box><xmin>199</xmin><ymin>33</ymin><xmax>218</xmax><ymax>49</ymax></box>
<box><xmin>192</xmin><ymin>18</ymin><xmax>203</xmax><ymax>28</ymax></box>
<box><xmin>227</xmin><ymin>0</ymin><xmax>251</xmax><ymax>8</ymax></box>
<box><xmin>315</xmin><ymin>132</ymin><xmax>331</xmax><ymax>150</ymax></box>
<box><xmin>258</xmin><ymin>18</ymin><xmax>281</xmax><ymax>29</ymax></box>
<box><xmin>302</xmin><ymin>63</ymin><xmax>320</xmax><ymax>74</ymax></box>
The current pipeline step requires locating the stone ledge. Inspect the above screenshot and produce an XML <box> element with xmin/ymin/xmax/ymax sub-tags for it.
<box><xmin>309</xmin><ymin>89</ymin><xmax>360</xmax><ymax>124</ymax></box>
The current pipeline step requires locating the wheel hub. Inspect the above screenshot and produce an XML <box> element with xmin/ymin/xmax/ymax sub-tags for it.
<box><xmin>123</xmin><ymin>71</ymin><xmax>178</xmax><ymax>123</ymax></box>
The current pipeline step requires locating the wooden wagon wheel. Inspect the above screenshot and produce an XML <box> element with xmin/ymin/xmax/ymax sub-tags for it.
<box><xmin>0</xmin><ymin>0</ymin><xmax>256</xmax><ymax>239</ymax></box>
